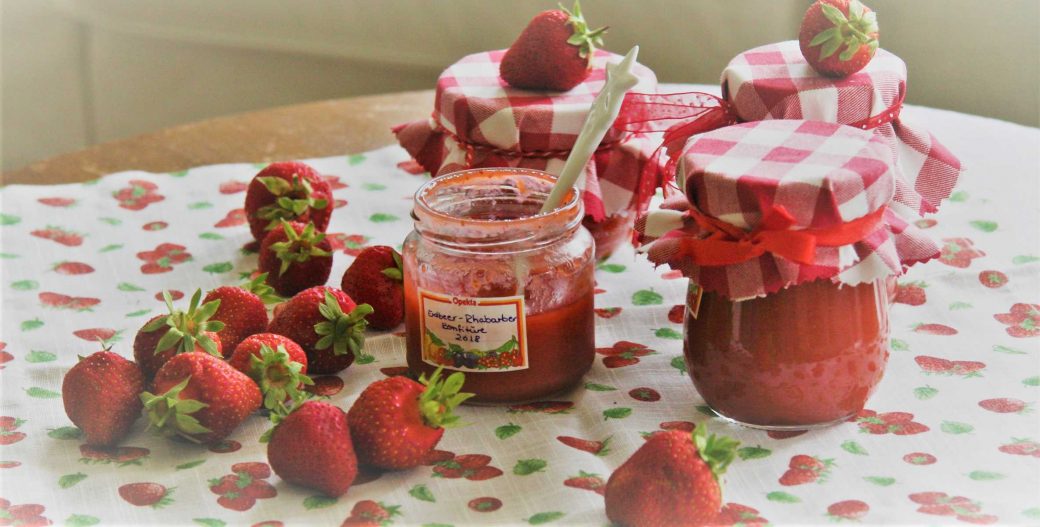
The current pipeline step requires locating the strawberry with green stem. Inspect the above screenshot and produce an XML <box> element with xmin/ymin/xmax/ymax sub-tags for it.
<box><xmin>133</xmin><ymin>290</ymin><xmax>225</xmax><ymax>378</ymax></box>
<box><xmin>258</xmin><ymin>220</ymin><xmax>333</xmax><ymax>296</ymax></box>
<box><xmin>499</xmin><ymin>0</ymin><xmax>608</xmax><ymax>91</ymax></box>
<box><xmin>62</xmin><ymin>350</ymin><xmax>144</xmax><ymax>446</ymax></box>
<box><xmin>798</xmin><ymin>0</ymin><xmax>879</xmax><ymax>78</ymax></box>
<box><xmin>605</xmin><ymin>425</ymin><xmax>740</xmax><ymax>527</ymax></box>
<box><xmin>204</xmin><ymin>273</ymin><xmax>282</xmax><ymax>354</ymax></box>
<box><xmin>140</xmin><ymin>352</ymin><xmax>261</xmax><ymax>444</ymax></box>
<box><xmin>245</xmin><ymin>162</ymin><xmax>332</xmax><ymax>241</ymax></box>
<box><xmin>230</xmin><ymin>335</ymin><xmax>313</xmax><ymax>412</ymax></box>
<box><xmin>348</xmin><ymin>367</ymin><xmax>473</xmax><ymax>470</ymax></box>
<box><xmin>266</xmin><ymin>400</ymin><xmax>358</xmax><ymax>497</ymax></box>
<box><xmin>268</xmin><ymin>287</ymin><xmax>373</xmax><ymax>374</ymax></box>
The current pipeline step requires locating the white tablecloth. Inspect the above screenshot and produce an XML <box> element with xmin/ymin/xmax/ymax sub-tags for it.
<box><xmin>0</xmin><ymin>101</ymin><xmax>1038</xmax><ymax>526</ymax></box>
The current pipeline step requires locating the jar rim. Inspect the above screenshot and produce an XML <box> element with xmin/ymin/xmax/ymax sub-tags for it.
<box><xmin>413</xmin><ymin>167</ymin><xmax>582</xmax><ymax>229</ymax></box>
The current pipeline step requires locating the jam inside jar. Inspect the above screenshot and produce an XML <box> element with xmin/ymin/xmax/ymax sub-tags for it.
<box><xmin>684</xmin><ymin>279</ymin><xmax>891</xmax><ymax>429</ymax></box>
<box><xmin>403</xmin><ymin>168</ymin><xmax>595</xmax><ymax>404</ymax></box>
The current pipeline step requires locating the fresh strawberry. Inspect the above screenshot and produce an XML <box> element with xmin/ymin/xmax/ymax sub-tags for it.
<box><xmin>140</xmin><ymin>352</ymin><xmax>261</xmax><ymax>444</ymax></box>
<box><xmin>798</xmin><ymin>0</ymin><xmax>878</xmax><ymax>78</ymax></box>
<box><xmin>133</xmin><ymin>290</ymin><xmax>225</xmax><ymax>379</ymax></box>
<box><xmin>605</xmin><ymin>427</ymin><xmax>739</xmax><ymax>527</ymax></box>
<box><xmin>61</xmin><ymin>351</ymin><xmax>144</xmax><ymax>446</ymax></box>
<box><xmin>204</xmin><ymin>274</ymin><xmax>281</xmax><ymax>353</ymax></box>
<box><xmin>244</xmin><ymin>161</ymin><xmax>332</xmax><ymax>241</ymax></box>
<box><xmin>340</xmin><ymin>245</ymin><xmax>405</xmax><ymax>330</ymax></box>
<box><xmin>53</xmin><ymin>261</ymin><xmax>94</xmax><ymax>275</ymax></box>
<box><xmin>266</xmin><ymin>400</ymin><xmax>357</xmax><ymax>497</ymax></box>
<box><xmin>119</xmin><ymin>482</ymin><xmax>173</xmax><ymax>508</ymax></box>
<box><xmin>499</xmin><ymin>0</ymin><xmax>607</xmax><ymax>91</ymax></box>
<box><xmin>267</xmin><ymin>287</ymin><xmax>373</xmax><ymax>374</ymax></box>
<box><xmin>348</xmin><ymin>367</ymin><xmax>473</xmax><ymax>470</ymax></box>
<box><xmin>556</xmin><ymin>435</ymin><xmax>611</xmax><ymax>456</ymax></box>
<box><xmin>229</xmin><ymin>333</ymin><xmax>313</xmax><ymax>411</ymax></box>
<box><xmin>259</xmin><ymin>221</ymin><xmax>333</xmax><ymax>297</ymax></box>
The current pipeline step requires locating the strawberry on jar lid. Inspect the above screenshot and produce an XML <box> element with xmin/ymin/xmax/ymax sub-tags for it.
<box><xmin>638</xmin><ymin>120</ymin><xmax>943</xmax><ymax>300</ymax></box>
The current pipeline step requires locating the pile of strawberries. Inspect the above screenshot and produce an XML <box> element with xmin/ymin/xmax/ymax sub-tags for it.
<box><xmin>59</xmin><ymin>160</ymin><xmax>460</xmax><ymax>500</ymax></box>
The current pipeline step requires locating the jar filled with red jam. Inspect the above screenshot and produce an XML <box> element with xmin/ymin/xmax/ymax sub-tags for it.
<box><xmin>403</xmin><ymin>168</ymin><xmax>595</xmax><ymax>404</ymax></box>
<box><xmin>684</xmin><ymin>279</ymin><xmax>890</xmax><ymax>428</ymax></box>
<box><xmin>637</xmin><ymin>119</ymin><xmax>950</xmax><ymax>430</ymax></box>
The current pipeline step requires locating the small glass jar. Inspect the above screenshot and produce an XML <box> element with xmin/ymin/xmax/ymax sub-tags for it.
<box><xmin>403</xmin><ymin>168</ymin><xmax>596</xmax><ymax>404</ymax></box>
<box><xmin>683</xmin><ymin>279</ymin><xmax>891</xmax><ymax>429</ymax></box>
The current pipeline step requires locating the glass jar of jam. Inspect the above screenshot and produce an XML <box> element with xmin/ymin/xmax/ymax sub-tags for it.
<box><xmin>635</xmin><ymin>119</ymin><xmax>951</xmax><ymax>430</ymax></box>
<box><xmin>403</xmin><ymin>168</ymin><xmax>595</xmax><ymax>404</ymax></box>
<box><xmin>684</xmin><ymin>279</ymin><xmax>890</xmax><ymax>429</ymax></box>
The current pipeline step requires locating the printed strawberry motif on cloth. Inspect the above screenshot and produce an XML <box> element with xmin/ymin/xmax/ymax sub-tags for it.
<box><xmin>393</xmin><ymin>49</ymin><xmax>661</xmax><ymax>222</ymax></box>
<box><xmin>637</xmin><ymin>119</ymin><xmax>945</xmax><ymax>300</ymax></box>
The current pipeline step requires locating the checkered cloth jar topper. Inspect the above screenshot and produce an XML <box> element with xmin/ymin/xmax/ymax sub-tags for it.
<box><xmin>637</xmin><ymin>120</ymin><xmax>942</xmax><ymax>301</ymax></box>
<box><xmin>722</xmin><ymin>40</ymin><xmax>962</xmax><ymax>219</ymax></box>
<box><xmin>393</xmin><ymin>49</ymin><xmax>660</xmax><ymax>221</ymax></box>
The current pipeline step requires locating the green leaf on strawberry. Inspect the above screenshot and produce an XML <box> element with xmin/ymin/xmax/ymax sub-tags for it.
<box><xmin>140</xmin><ymin>376</ymin><xmax>213</xmax><ymax>441</ymax></box>
<box><xmin>248</xmin><ymin>343</ymin><xmax>314</xmax><ymax>412</ymax></box>
<box><xmin>693</xmin><ymin>424</ymin><xmax>740</xmax><ymax>480</ymax></box>
<box><xmin>418</xmin><ymin>367</ymin><xmax>474</xmax><ymax>429</ymax></box>
<box><xmin>314</xmin><ymin>291</ymin><xmax>373</xmax><ymax>357</ymax></box>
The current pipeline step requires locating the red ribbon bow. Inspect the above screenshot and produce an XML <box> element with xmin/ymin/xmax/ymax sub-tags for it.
<box><xmin>665</xmin><ymin>205</ymin><xmax>888</xmax><ymax>267</ymax></box>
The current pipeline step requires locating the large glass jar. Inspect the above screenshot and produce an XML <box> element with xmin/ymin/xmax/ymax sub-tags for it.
<box><xmin>684</xmin><ymin>279</ymin><xmax>890</xmax><ymax>429</ymax></box>
<box><xmin>403</xmin><ymin>168</ymin><xmax>595</xmax><ymax>404</ymax></box>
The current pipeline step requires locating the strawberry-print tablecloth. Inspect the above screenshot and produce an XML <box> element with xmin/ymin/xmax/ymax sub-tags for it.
<box><xmin>1</xmin><ymin>102</ymin><xmax>1038</xmax><ymax>526</ymax></box>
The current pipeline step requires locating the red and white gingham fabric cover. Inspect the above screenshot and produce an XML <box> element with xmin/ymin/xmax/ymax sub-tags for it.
<box><xmin>393</xmin><ymin>49</ymin><xmax>660</xmax><ymax>221</ymax></box>
<box><xmin>639</xmin><ymin>120</ymin><xmax>941</xmax><ymax>301</ymax></box>
<box><xmin>722</xmin><ymin>40</ymin><xmax>962</xmax><ymax>219</ymax></box>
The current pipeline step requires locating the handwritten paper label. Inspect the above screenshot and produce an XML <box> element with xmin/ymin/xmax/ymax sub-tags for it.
<box><xmin>419</xmin><ymin>288</ymin><xmax>528</xmax><ymax>372</ymax></box>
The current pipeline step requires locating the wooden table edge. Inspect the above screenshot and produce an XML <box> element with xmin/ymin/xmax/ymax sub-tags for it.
<box><xmin>2</xmin><ymin>89</ymin><xmax>435</xmax><ymax>186</ymax></box>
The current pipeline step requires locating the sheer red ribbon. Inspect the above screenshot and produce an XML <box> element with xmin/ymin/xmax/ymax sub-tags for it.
<box><xmin>662</xmin><ymin>205</ymin><xmax>888</xmax><ymax>267</ymax></box>
<box><xmin>614</xmin><ymin>89</ymin><xmax>906</xmax><ymax>214</ymax></box>
<box><xmin>613</xmin><ymin>92</ymin><xmax>740</xmax><ymax>212</ymax></box>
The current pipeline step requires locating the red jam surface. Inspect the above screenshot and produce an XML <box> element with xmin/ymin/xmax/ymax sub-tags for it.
<box><xmin>405</xmin><ymin>275</ymin><xmax>594</xmax><ymax>404</ymax></box>
<box><xmin>684</xmin><ymin>280</ymin><xmax>889</xmax><ymax>428</ymax></box>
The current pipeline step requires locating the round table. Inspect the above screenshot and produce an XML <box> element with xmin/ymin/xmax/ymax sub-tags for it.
<box><xmin>1</xmin><ymin>90</ymin><xmax>433</xmax><ymax>186</ymax></box>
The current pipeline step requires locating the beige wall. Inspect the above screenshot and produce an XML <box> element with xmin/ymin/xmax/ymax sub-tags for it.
<box><xmin>3</xmin><ymin>0</ymin><xmax>1038</xmax><ymax>173</ymax></box>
